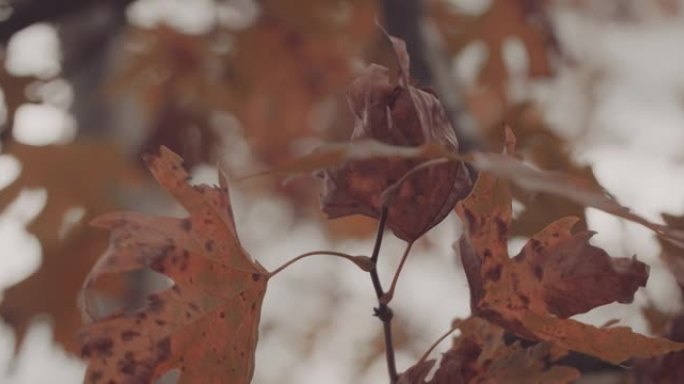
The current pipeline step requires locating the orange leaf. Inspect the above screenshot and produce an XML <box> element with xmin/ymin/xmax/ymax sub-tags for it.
<box><xmin>80</xmin><ymin>147</ymin><xmax>269</xmax><ymax>383</ymax></box>
<box><xmin>399</xmin><ymin>317</ymin><xmax>579</xmax><ymax>384</ymax></box>
<box><xmin>455</xmin><ymin>171</ymin><xmax>684</xmax><ymax>364</ymax></box>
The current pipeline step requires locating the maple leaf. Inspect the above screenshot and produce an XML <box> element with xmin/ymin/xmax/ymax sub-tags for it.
<box><xmin>0</xmin><ymin>143</ymin><xmax>141</xmax><ymax>353</ymax></box>
<box><xmin>399</xmin><ymin>317</ymin><xmax>579</xmax><ymax>384</ymax></box>
<box><xmin>454</xmin><ymin>171</ymin><xmax>684</xmax><ymax>364</ymax></box>
<box><xmin>80</xmin><ymin>147</ymin><xmax>269</xmax><ymax>383</ymax></box>
<box><xmin>319</xmin><ymin>33</ymin><xmax>473</xmax><ymax>242</ymax></box>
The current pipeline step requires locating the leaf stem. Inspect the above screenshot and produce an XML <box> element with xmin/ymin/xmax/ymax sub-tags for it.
<box><xmin>416</xmin><ymin>322</ymin><xmax>460</xmax><ymax>365</ymax></box>
<box><xmin>368</xmin><ymin>207</ymin><xmax>399</xmax><ymax>383</ymax></box>
<box><xmin>268</xmin><ymin>251</ymin><xmax>367</xmax><ymax>278</ymax></box>
<box><xmin>381</xmin><ymin>241</ymin><xmax>414</xmax><ymax>305</ymax></box>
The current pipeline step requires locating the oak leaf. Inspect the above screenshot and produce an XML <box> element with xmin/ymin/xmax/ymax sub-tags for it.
<box><xmin>80</xmin><ymin>147</ymin><xmax>268</xmax><ymax>383</ymax></box>
<box><xmin>455</xmin><ymin>171</ymin><xmax>684</xmax><ymax>364</ymax></box>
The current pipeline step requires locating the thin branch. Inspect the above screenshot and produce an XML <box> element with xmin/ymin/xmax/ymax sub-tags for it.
<box><xmin>268</xmin><ymin>250</ymin><xmax>368</xmax><ymax>278</ymax></box>
<box><xmin>380</xmin><ymin>240</ymin><xmax>414</xmax><ymax>305</ymax></box>
<box><xmin>368</xmin><ymin>207</ymin><xmax>399</xmax><ymax>383</ymax></box>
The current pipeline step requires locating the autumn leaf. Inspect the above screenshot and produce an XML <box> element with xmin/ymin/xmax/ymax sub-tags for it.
<box><xmin>0</xmin><ymin>142</ymin><xmax>142</xmax><ymax>353</ymax></box>
<box><xmin>399</xmin><ymin>317</ymin><xmax>579</xmax><ymax>384</ymax></box>
<box><xmin>318</xmin><ymin>33</ymin><xmax>473</xmax><ymax>242</ymax></box>
<box><xmin>454</xmin><ymin>171</ymin><xmax>684</xmax><ymax>364</ymax></box>
<box><xmin>80</xmin><ymin>147</ymin><xmax>269</xmax><ymax>383</ymax></box>
<box><xmin>252</xmin><ymin>126</ymin><xmax>684</xmax><ymax>246</ymax></box>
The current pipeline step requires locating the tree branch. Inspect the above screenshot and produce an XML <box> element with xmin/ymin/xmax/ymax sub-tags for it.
<box><xmin>369</xmin><ymin>207</ymin><xmax>399</xmax><ymax>383</ymax></box>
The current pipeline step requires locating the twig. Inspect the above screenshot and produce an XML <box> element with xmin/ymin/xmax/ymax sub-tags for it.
<box><xmin>268</xmin><ymin>251</ymin><xmax>370</xmax><ymax>278</ymax></box>
<box><xmin>416</xmin><ymin>322</ymin><xmax>460</xmax><ymax>365</ymax></box>
<box><xmin>369</xmin><ymin>207</ymin><xmax>399</xmax><ymax>383</ymax></box>
<box><xmin>381</xmin><ymin>241</ymin><xmax>414</xmax><ymax>305</ymax></box>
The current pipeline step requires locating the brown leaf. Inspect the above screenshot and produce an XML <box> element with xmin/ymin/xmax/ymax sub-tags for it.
<box><xmin>399</xmin><ymin>317</ymin><xmax>579</xmax><ymax>384</ymax></box>
<box><xmin>633</xmin><ymin>313</ymin><xmax>684</xmax><ymax>384</ymax></box>
<box><xmin>0</xmin><ymin>142</ymin><xmax>141</xmax><ymax>353</ymax></box>
<box><xmin>319</xmin><ymin>34</ymin><xmax>473</xmax><ymax>242</ymax></box>
<box><xmin>251</xmin><ymin>126</ymin><xmax>684</xmax><ymax>245</ymax></box>
<box><xmin>80</xmin><ymin>147</ymin><xmax>269</xmax><ymax>383</ymax></box>
<box><xmin>454</xmin><ymin>171</ymin><xmax>684</xmax><ymax>364</ymax></box>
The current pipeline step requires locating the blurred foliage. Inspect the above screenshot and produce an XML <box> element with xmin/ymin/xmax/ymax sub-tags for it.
<box><xmin>0</xmin><ymin>0</ymin><xmax>683</xmax><ymax>382</ymax></box>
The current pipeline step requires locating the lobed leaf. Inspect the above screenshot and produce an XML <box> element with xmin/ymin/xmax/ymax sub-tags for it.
<box><xmin>455</xmin><ymin>171</ymin><xmax>684</xmax><ymax>364</ymax></box>
<box><xmin>80</xmin><ymin>147</ymin><xmax>268</xmax><ymax>384</ymax></box>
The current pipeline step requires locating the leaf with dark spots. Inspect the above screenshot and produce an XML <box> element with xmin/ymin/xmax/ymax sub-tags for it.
<box><xmin>80</xmin><ymin>147</ymin><xmax>269</xmax><ymax>384</ymax></box>
<box><xmin>455</xmin><ymin>171</ymin><xmax>684</xmax><ymax>364</ymax></box>
<box><xmin>399</xmin><ymin>317</ymin><xmax>579</xmax><ymax>384</ymax></box>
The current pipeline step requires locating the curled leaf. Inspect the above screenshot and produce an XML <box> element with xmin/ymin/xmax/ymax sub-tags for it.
<box><xmin>319</xmin><ymin>34</ymin><xmax>472</xmax><ymax>242</ymax></box>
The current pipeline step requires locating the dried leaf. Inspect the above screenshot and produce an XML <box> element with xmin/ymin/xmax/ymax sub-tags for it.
<box><xmin>80</xmin><ymin>147</ymin><xmax>269</xmax><ymax>383</ymax></box>
<box><xmin>633</xmin><ymin>312</ymin><xmax>684</xmax><ymax>384</ymax></box>
<box><xmin>399</xmin><ymin>317</ymin><xmax>579</xmax><ymax>384</ymax></box>
<box><xmin>454</xmin><ymin>171</ymin><xmax>684</xmax><ymax>364</ymax></box>
<box><xmin>319</xmin><ymin>34</ymin><xmax>473</xmax><ymax>242</ymax></box>
<box><xmin>259</xmin><ymin>129</ymin><xmax>684</xmax><ymax>245</ymax></box>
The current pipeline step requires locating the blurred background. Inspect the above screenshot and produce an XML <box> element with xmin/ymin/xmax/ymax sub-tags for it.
<box><xmin>1</xmin><ymin>0</ymin><xmax>684</xmax><ymax>383</ymax></box>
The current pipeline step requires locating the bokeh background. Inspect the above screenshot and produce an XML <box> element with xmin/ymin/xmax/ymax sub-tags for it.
<box><xmin>1</xmin><ymin>0</ymin><xmax>684</xmax><ymax>383</ymax></box>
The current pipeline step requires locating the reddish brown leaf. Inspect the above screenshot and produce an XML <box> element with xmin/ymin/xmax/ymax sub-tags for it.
<box><xmin>80</xmin><ymin>147</ymin><xmax>269</xmax><ymax>383</ymax></box>
<box><xmin>399</xmin><ymin>317</ymin><xmax>579</xmax><ymax>384</ymax></box>
<box><xmin>252</xmin><ymin>127</ymin><xmax>684</xmax><ymax>245</ymax></box>
<box><xmin>455</xmin><ymin>171</ymin><xmax>684</xmax><ymax>364</ymax></box>
<box><xmin>319</xmin><ymin>34</ymin><xmax>473</xmax><ymax>242</ymax></box>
